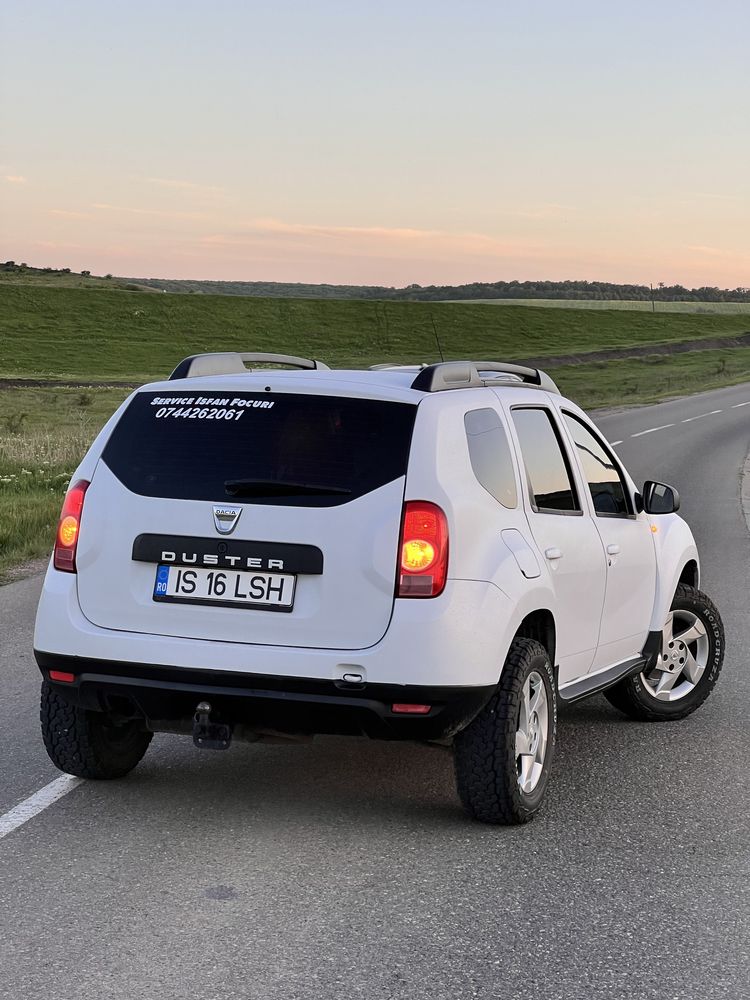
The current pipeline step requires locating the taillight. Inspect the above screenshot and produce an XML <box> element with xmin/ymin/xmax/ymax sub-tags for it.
<box><xmin>53</xmin><ymin>479</ymin><xmax>90</xmax><ymax>573</ymax></box>
<box><xmin>397</xmin><ymin>501</ymin><xmax>449</xmax><ymax>598</ymax></box>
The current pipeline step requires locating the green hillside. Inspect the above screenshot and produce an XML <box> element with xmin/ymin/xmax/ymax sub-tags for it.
<box><xmin>3</xmin><ymin>282</ymin><xmax>750</xmax><ymax>580</ymax></box>
<box><xmin>444</xmin><ymin>298</ymin><xmax>750</xmax><ymax>314</ymax></box>
<box><xmin>5</xmin><ymin>262</ymin><xmax>750</xmax><ymax>307</ymax></box>
<box><xmin>2</xmin><ymin>284</ymin><xmax>750</xmax><ymax>382</ymax></box>
<box><xmin>0</xmin><ymin>265</ymin><xmax>154</xmax><ymax>293</ymax></box>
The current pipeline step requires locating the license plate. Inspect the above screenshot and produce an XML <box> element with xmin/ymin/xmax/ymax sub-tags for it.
<box><xmin>153</xmin><ymin>564</ymin><xmax>296</xmax><ymax>611</ymax></box>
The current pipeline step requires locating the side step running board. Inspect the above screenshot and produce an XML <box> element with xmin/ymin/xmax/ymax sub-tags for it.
<box><xmin>558</xmin><ymin>630</ymin><xmax>662</xmax><ymax>704</ymax></box>
<box><xmin>558</xmin><ymin>656</ymin><xmax>645</xmax><ymax>703</ymax></box>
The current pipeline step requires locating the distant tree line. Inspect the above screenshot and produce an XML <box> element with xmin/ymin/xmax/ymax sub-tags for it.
<box><xmin>131</xmin><ymin>276</ymin><xmax>750</xmax><ymax>303</ymax></box>
<box><xmin>2</xmin><ymin>261</ymin><xmax>77</xmax><ymax>275</ymax></box>
<box><xmin>3</xmin><ymin>261</ymin><xmax>749</xmax><ymax>303</ymax></box>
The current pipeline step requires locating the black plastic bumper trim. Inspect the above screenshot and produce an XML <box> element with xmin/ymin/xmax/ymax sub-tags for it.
<box><xmin>34</xmin><ymin>651</ymin><xmax>495</xmax><ymax>741</ymax></box>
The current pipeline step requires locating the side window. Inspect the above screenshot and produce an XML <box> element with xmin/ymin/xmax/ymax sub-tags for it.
<box><xmin>563</xmin><ymin>413</ymin><xmax>632</xmax><ymax>517</ymax></box>
<box><xmin>511</xmin><ymin>408</ymin><xmax>581</xmax><ymax>514</ymax></box>
<box><xmin>464</xmin><ymin>407</ymin><xmax>518</xmax><ymax>508</ymax></box>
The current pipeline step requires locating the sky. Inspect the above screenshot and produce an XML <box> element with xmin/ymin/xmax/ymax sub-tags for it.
<box><xmin>1</xmin><ymin>0</ymin><xmax>749</xmax><ymax>288</ymax></box>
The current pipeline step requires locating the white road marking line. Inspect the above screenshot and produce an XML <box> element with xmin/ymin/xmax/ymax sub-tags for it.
<box><xmin>607</xmin><ymin>400</ymin><xmax>740</xmax><ymax>442</ymax></box>
<box><xmin>0</xmin><ymin>775</ymin><xmax>82</xmax><ymax>840</ymax></box>
<box><xmin>630</xmin><ymin>423</ymin><xmax>675</xmax><ymax>437</ymax></box>
<box><xmin>681</xmin><ymin>409</ymin><xmax>723</xmax><ymax>423</ymax></box>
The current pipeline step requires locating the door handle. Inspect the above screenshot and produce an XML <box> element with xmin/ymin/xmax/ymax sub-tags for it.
<box><xmin>607</xmin><ymin>544</ymin><xmax>621</xmax><ymax>555</ymax></box>
<box><xmin>544</xmin><ymin>547</ymin><xmax>563</xmax><ymax>561</ymax></box>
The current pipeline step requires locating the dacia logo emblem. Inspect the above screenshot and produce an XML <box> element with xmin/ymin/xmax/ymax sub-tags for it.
<box><xmin>212</xmin><ymin>505</ymin><xmax>242</xmax><ymax>536</ymax></box>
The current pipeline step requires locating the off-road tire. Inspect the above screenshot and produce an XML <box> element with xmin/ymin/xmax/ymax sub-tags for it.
<box><xmin>604</xmin><ymin>584</ymin><xmax>724</xmax><ymax>722</ymax></box>
<box><xmin>41</xmin><ymin>681</ymin><xmax>152</xmax><ymax>779</ymax></box>
<box><xmin>453</xmin><ymin>638</ymin><xmax>556</xmax><ymax>824</ymax></box>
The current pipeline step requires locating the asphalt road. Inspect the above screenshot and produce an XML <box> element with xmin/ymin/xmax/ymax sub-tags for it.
<box><xmin>2</xmin><ymin>383</ymin><xmax>749</xmax><ymax>1000</ymax></box>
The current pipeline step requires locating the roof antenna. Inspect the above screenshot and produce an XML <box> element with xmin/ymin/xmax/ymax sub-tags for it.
<box><xmin>430</xmin><ymin>314</ymin><xmax>445</xmax><ymax>362</ymax></box>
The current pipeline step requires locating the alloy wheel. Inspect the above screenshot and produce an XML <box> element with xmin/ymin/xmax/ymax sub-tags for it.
<box><xmin>515</xmin><ymin>671</ymin><xmax>549</xmax><ymax>793</ymax></box>
<box><xmin>641</xmin><ymin>609</ymin><xmax>709</xmax><ymax>702</ymax></box>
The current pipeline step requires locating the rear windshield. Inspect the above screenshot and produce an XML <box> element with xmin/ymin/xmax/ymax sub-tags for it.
<box><xmin>101</xmin><ymin>391</ymin><xmax>416</xmax><ymax>506</ymax></box>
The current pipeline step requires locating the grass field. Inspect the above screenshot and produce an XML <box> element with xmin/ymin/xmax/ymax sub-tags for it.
<box><xmin>2</xmin><ymin>284</ymin><xmax>750</xmax><ymax>382</ymax></box>
<box><xmin>555</xmin><ymin>347</ymin><xmax>750</xmax><ymax>407</ymax></box>
<box><xmin>2</xmin><ymin>282</ymin><xmax>750</xmax><ymax>579</ymax></box>
<box><xmin>443</xmin><ymin>298</ymin><xmax>750</xmax><ymax>314</ymax></box>
<box><xmin>0</xmin><ymin>388</ymin><xmax>129</xmax><ymax>579</ymax></box>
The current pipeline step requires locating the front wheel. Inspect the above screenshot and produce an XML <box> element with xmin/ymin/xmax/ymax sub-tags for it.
<box><xmin>453</xmin><ymin>637</ymin><xmax>556</xmax><ymax>824</ymax></box>
<box><xmin>604</xmin><ymin>584</ymin><xmax>725</xmax><ymax>721</ymax></box>
<box><xmin>41</xmin><ymin>681</ymin><xmax>152</xmax><ymax>779</ymax></box>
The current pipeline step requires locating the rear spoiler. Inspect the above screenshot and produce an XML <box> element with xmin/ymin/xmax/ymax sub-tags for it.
<box><xmin>411</xmin><ymin>361</ymin><xmax>560</xmax><ymax>394</ymax></box>
<box><xmin>169</xmin><ymin>352</ymin><xmax>330</xmax><ymax>380</ymax></box>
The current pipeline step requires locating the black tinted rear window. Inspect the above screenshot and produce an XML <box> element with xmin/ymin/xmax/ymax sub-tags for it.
<box><xmin>102</xmin><ymin>391</ymin><xmax>416</xmax><ymax>506</ymax></box>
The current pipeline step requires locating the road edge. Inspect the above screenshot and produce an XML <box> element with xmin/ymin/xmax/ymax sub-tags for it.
<box><xmin>740</xmin><ymin>449</ymin><xmax>750</xmax><ymax>539</ymax></box>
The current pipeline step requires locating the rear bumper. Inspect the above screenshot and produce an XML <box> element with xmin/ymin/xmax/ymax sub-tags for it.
<box><xmin>34</xmin><ymin>566</ymin><xmax>516</xmax><ymax>687</ymax></box>
<box><xmin>35</xmin><ymin>651</ymin><xmax>495</xmax><ymax>742</ymax></box>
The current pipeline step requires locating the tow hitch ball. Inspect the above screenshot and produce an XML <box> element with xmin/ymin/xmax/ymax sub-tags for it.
<box><xmin>192</xmin><ymin>701</ymin><xmax>232</xmax><ymax>750</ymax></box>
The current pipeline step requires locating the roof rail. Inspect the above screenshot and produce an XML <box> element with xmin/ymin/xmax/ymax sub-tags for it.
<box><xmin>169</xmin><ymin>352</ymin><xmax>330</xmax><ymax>380</ymax></box>
<box><xmin>369</xmin><ymin>363</ymin><xmax>427</xmax><ymax>371</ymax></box>
<box><xmin>411</xmin><ymin>361</ymin><xmax>560</xmax><ymax>395</ymax></box>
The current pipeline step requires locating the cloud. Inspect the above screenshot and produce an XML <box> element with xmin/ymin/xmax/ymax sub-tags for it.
<box><xmin>3</xmin><ymin>175</ymin><xmax>27</xmax><ymax>184</ymax></box>
<box><xmin>143</xmin><ymin>177</ymin><xmax>224</xmax><ymax>196</ymax></box>
<box><xmin>686</xmin><ymin>244</ymin><xmax>725</xmax><ymax>256</ymax></box>
<box><xmin>92</xmin><ymin>202</ymin><xmax>210</xmax><ymax>221</ymax></box>
<box><xmin>198</xmin><ymin>218</ymin><xmax>544</xmax><ymax>262</ymax></box>
<box><xmin>689</xmin><ymin>192</ymin><xmax>745</xmax><ymax>204</ymax></box>
<box><xmin>686</xmin><ymin>244</ymin><xmax>749</xmax><ymax>263</ymax></box>
<box><xmin>511</xmin><ymin>203</ymin><xmax>575</xmax><ymax>221</ymax></box>
<box><xmin>34</xmin><ymin>240</ymin><xmax>85</xmax><ymax>250</ymax></box>
<box><xmin>249</xmin><ymin>218</ymin><xmax>442</xmax><ymax>239</ymax></box>
<box><xmin>50</xmin><ymin>209</ymin><xmax>93</xmax><ymax>219</ymax></box>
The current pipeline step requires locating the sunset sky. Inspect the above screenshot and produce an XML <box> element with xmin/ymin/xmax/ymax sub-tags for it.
<box><xmin>1</xmin><ymin>0</ymin><xmax>748</xmax><ymax>287</ymax></box>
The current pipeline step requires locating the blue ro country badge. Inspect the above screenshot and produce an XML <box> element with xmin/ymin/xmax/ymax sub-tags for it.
<box><xmin>154</xmin><ymin>565</ymin><xmax>170</xmax><ymax>596</ymax></box>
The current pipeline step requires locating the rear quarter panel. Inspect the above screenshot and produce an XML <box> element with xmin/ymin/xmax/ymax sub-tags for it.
<box><xmin>404</xmin><ymin>391</ymin><xmax>559</xmax><ymax>677</ymax></box>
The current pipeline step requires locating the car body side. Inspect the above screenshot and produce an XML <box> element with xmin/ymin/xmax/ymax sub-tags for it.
<box><xmin>33</xmin><ymin>374</ymin><xmax>699</xmax><ymax>720</ymax></box>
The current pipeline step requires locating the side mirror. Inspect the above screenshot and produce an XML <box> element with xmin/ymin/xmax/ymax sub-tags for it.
<box><xmin>642</xmin><ymin>480</ymin><xmax>680</xmax><ymax>514</ymax></box>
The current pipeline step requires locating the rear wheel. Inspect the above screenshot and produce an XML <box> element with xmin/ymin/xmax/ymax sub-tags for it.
<box><xmin>41</xmin><ymin>681</ymin><xmax>152</xmax><ymax>779</ymax></box>
<box><xmin>453</xmin><ymin>637</ymin><xmax>556</xmax><ymax>824</ymax></box>
<box><xmin>604</xmin><ymin>584</ymin><xmax>724</xmax><ymax>721</ymax></box>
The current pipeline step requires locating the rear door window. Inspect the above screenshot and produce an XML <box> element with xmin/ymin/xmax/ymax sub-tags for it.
<box><xmin>511</xmin><ymin>407</ymin><xmax>581</xmax><ymax>514</ymax></box>
<box><xmin>101</xmin><ymin>391</ymin><xmax>416</xmax><ymax>506</ymax></box>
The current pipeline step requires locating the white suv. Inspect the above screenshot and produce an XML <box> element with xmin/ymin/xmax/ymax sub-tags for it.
<box><xmin>34</xmin><ymin>354</ymin><xmax>725</xmax><ymax>824</ymax></box>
